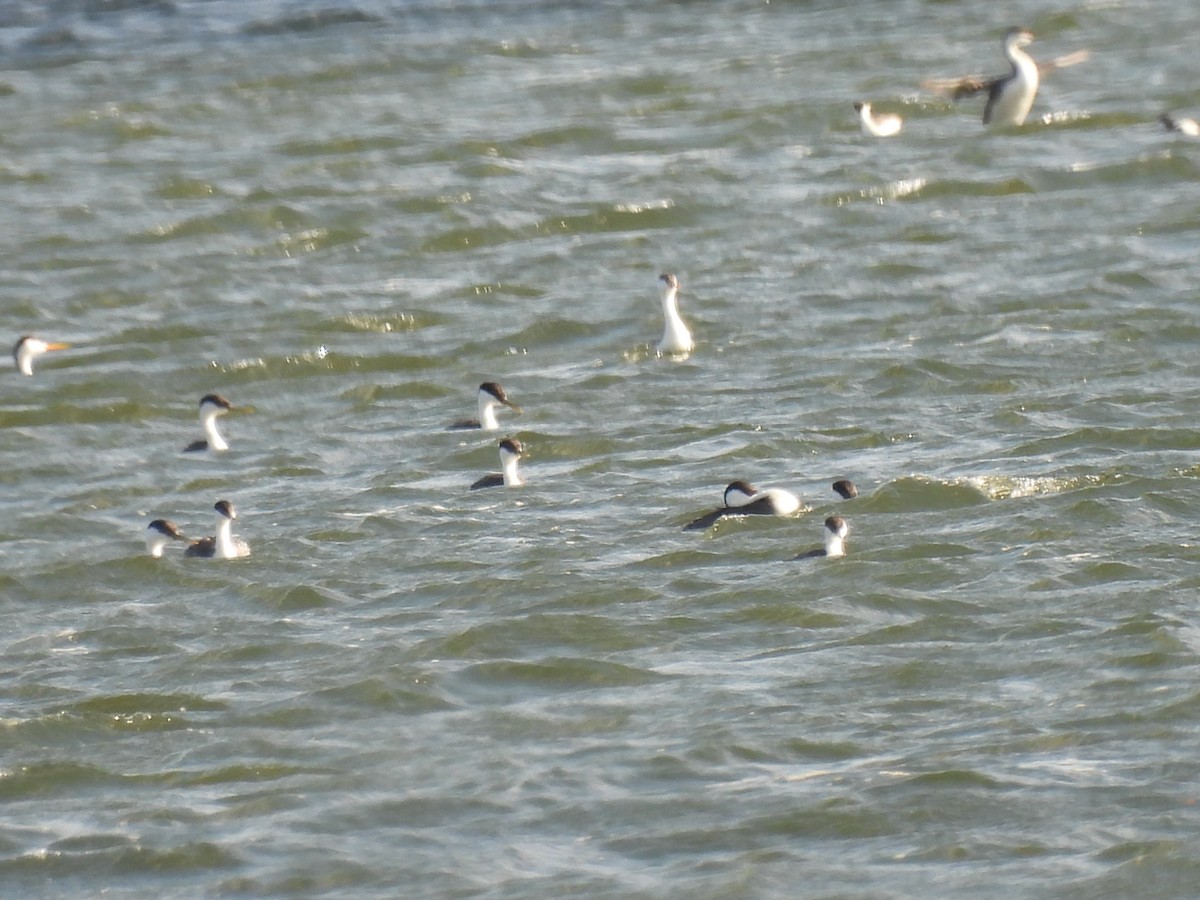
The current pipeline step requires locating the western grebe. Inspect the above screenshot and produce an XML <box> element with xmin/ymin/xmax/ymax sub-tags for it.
<box><xmin>952</xmin><ymin>27</ymin><xmax>1039</xmax><ymax>126</ymax></box>
<box><xmin>793</xmin><ymin>516</ymin><xmax>849</xmax><ymax>559</ymax></box>
<box><xmin>184</xmin><ymin>394</ymin><xmax>233</xmax><ymax>453</ymax></box>
<box><xmin>448</xmin><ymin>382</ymin><xmax>522</xmax><ymax>431</ymax></box>
<box><xmin>146</xmin><ymin>519</ymin><xmax>186</xmax><ymax>557</ymax></box>
<box><xmin>657</xmin><ymin>273</ymin><xmax>694</xmax><ymax>355</ymax></box>
<box><xmin>1161</xmin><ymin>113</ymin><xmax>1200</xmax><ymax>137</ymax></box>
<box><xmin>684</xmin><ymin>480</ymin><xmax>802</xmax><ymax>531</ymax></box>
<box><xmin>184</xmin><ymin>500</ymin><xmax>250</xmax><ymax>559</ymax></box>
<box><xmin>470</xmin><ymin>438</ymin><xmax>524</xmax><ymax>490</ymax></box>
<box><xmin>832</xmin><ymin>479</ymin><xmax>858</xmax><ymax>499</ymax></box>
<box><xmin>13</xmin><ymin>335</ymin><xmax>70</xmax><ymax>376</ymax></box>
<box><xmin>853</xmin><ymin>101</ymin><xmax>902</xmax><ymax>137</ymax></box>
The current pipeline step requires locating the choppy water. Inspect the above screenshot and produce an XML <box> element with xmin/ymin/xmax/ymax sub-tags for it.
<box><xmin>4</xmin><ymin>0</ymin><xmax>1200</xmax><ymax>896</ymax></box>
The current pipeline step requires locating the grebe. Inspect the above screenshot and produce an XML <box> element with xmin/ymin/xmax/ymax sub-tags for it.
<box><xmin>832</xmin><ymin>479</ymin><xmax>858</xmax><ymax>499</ymax></box>
<box><xmin>185</xmin><ymin>500</ymin><xmax>250</xmax><ymax>559</ymax></box>
<box><xmin>470</xmin><ymin>438</ymin><xmax>524</xmax><ymax>490</ymax></box>
<box><xmin>184</xmin><ymin>394</ymin><xmax>233</xmax><ymax>453</ymax></box>
<box><xmin>448</xmin><ymin>382</ymin><xmax>522</xmax><ymax>431</ymax></box>
<box><xmin>13</xmin><ymin>335</ymin><xmax>70</xmax><ymax>376</ymax></box>
<box><xmin>1161</xmin><ymin>113</ymin><xmax>1200</xmax><ymax>137</ymax></box>
<box><xmin>146</xmin><ymin>519</ymin><xmax>186</xmax><ymax>558</ymax></box>
<box><xmin>953</xmin><ymin>27</ymin><xmax>1039</xmax><ymax>126</ymax></box>
<box><xmin>657</xmin><ymin>273</ymin><xmax>693</xmax><ymax>355</ymax></box>
<box><xmin>793</xmin><ymin>516</ymin><xmax>849</xmax><ymax>559</ymax></box>
<box><xmin>853</xmin><ymin>102</ymin><xmax>902</xmax><ymax>137</ymax></box>
<box><xmin>684</xmin><ymin>480</ymin><xmax>802</xmax><ymax>531</ymax></box>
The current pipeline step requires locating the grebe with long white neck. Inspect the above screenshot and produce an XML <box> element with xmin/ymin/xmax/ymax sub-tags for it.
<box><xmin>470</xmin><ymin>438</ymin><xmax>524</xmax><ymax>490</ymax></box>
<box><xmin>449</xmin><ymin>382</ymin><xmax>522</xmax><ymax>431</ymax></box>
<box><xmin>1161</xmin><ymin>113</ymin><xmax>1200</xmax><ymax>137</ymax></box>
<box><xmin>185</xmin><ymin>500</ymin><xmax>250</xmax><ymax>559</ymax></box>
<box><xmin>947</xmin><ymin>27</ymin><xmax>1039</xmax><ymax>126</ymax></box>
<box><xmin>853</xmin><ymin>102</ymin><xmax>902</xmax><ymax>137</ymax></box>
<box><xmin>684</xmin><ymin>480</ymin><xmax>802</xmax><ymax>531</ymax></box>
<box><xmin>793</xmin><ymin>516</ymin><xmax>849</xmax><ymax>559</ymax></box>
<box><xmin>184</xmin><ymin>394</ymin><xmax>233</xmax><ymax>453</ymax></box>
<box><xmin>146</xmin><ymin>519</ymin><xmax>186</xmax><ymax>558</ymax></box>
<box><xmin>13</xmin><ymin>335</ymin><xmax>70</xmax><ymax>376</ymax></box>
<box><xmin>657</xmin><ymin>273</ymin><xmax>693</xmax><ymax>355</ymax></box>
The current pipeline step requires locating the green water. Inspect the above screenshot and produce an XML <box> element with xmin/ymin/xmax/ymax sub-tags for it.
<box><xmin>4</xmin><ymin>1</ymin><xmax>1200</xmax><ymax>896</ymax></box>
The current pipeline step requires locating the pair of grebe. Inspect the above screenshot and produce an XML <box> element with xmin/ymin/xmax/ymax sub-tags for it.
<box><xmin>146</xmin><ymin>500</ymin><xmax>250</xmax><ymax>559</ymax></box>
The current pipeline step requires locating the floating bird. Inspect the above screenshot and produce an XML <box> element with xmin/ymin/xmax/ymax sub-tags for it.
<box><xmin>145</xmin><ymin>519</ymin><xmax>186</xmax><ymax>558</ymax></box>
<box><xmin>448</xmin><ymin>382</ymin><xmax>522</xmax><ymax>431</ymax></box>
<box><xmin>184</xmin><ymin>500</ymin><xmax>250</xmax><ymax>559</ymax></box>
<box><xmin>793</xmin><ymin>516</ymin><xmax>849</xmax><ymax>559</ymax></box>
<box><xmin>656</xmin><ymin>273</ymin><xmax>694</xmax><ymax>355</ymax></box>
<box><xmin>12</xmin><ymin>335</ymin><xmax>70</xmax><ymax>376</ymax></box>
<box><xmin>853</xmin><ymin>101</ymin><xmax>902</xmax><ymax>137</ymax></box>
<box><xmin>470</xmin><ymin>438</ymin><xmax>524</xmax><ymax>490</ymax></box>
<box><xmin>832</xmin><ymin>479</ymin><xmax>859</xmax><ymax>499</ymax></box>
<box><xmin>1160</xmin><ymin>113</ymin><xmax>1200</xmax><ymax>137</ymax></box>
<box><xmin>684</xmin><ymin>480</ymin><xmax>802</xmax><ymax>531</ymax></box>
<box><xmin>184</xmin><ymin>394</ymin><xmax>233</xmax><ymax>453</ymax></box>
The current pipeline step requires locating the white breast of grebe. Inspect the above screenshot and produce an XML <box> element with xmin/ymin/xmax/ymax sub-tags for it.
<box><xmin>854</xmin><ymin>102</ymin><xmax>902</xmax><ymax>137</ymax></box>
<box><xmin>984</xmin><ymin>27</ymin><xmax>1039</xmax><ymax>126</ymax></box>
<box><xmin>723</xmin><ymin>481</ymin><xmax>801</xmax><ymax>515</ymax></box>
<box><xmin>13</xmin><ymin>335</ymin><xmax>70</xmax><ymax>376</ymax></box>
<box><xmin>657</xmin><ymin>273</ymin><xmax>694</xmax><ymax>355</ymax></box>
<box><xmin>1161</xmin><ymin>114</ymin><xmax>1200</xmax><ymax>137</ymax></box>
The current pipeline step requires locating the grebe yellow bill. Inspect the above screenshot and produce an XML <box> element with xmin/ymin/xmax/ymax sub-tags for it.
<box><xmin>853</xmin><ymin>102</ymin><xmax>902</xmax><ymax>137</ymax></box>
<box><xmin>184</xmin><ymin>393</ymin><xmax>233</xmax><ymax>453</ymax></box>
<box><xmin>684</xmin><ymin>480</ymin><xmax>802</xmax><ymax>531</ymax></box>
<box><xmin>470</xmin><ymin>438</ymin><xmax>524</xmax><ymax>490</ymax></box>
<box><xmin>448</xmin><ymin>381</ymin><xmax>522</xmax><ymax>431</ymax></box>
<box><xmin>146</xmin><ymin>519</ymin><xmax>186</xmax><ymax>558</ymax></box>
<box><xmin>185</xmin><ymin>499</ymin><xmax>250</xmax><ymax>559</ymax></box>
<box><xmin>13</xmin><ymin>335</ymin><xmax>70</xmax><ymax>376</ymax></box>
<box><xmin>656</xmin><ymin>273</ymin><xmax>694</xmax><ymax>355</ymax></box>
<box><xmin>1161</xmin><ymin>114</ymin><xmax>1200</xmax><ymax>137</ymax></box>
<box><xmin>793</xmin><ymin>516</ymin><xmax>849</xmax><ymax>559</ymax></box>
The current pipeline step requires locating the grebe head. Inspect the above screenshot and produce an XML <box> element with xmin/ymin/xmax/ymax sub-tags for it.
<box><xmin>724</xmin><ymin>480</ymin><xmax>759</xmax><ymax>507</ymax></box>
<box><xmin>498</xmin><ymin>438</ymin><xmax>523</xmax><ymax>461</ymax></box>
<box><xmin>659</xmin><ymin>273</ymin><xmax>680</xmax><ymax>295</ymax></box>
<box><xmin>480</xmin><ymin>382</ymin><xmax>521</xmax><ymax>413</ymax></box>
<box><xmin>13</xmin><ymin>335</ymin><xmax>70</xmax><ymax>376</ymax></box>
<box><xmin>1004</xmin><ymin>26</ymin><xmax>1034</xmax><ymax>50</ymax></box>
<box><xmin>853</xmin><ymin>101</ymin><xmax>868</xmax><ymax>113</ymax></box>
<box><xmin>200</xmin><ymin>394</ymin><xmax>233</xmax><ymax>415</ymax></box>
<box><xmin>832</xmin><ymin>479</ymin><xmax>858</xmax><ymax>499</ymax></box>
<box><xmin>146</xmin><ymin>519</ymin><xmax>185</xmax><ymax>557</ymax></box>
<box><xmin>214</xmin><ymin>499</ymin><xmax>237</xmax><ymax>520</ymax></box>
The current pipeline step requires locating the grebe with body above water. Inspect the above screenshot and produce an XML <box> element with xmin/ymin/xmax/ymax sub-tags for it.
<box><xmin>185</xmin><ymin>500</ymin><xmax>251</xmax><ymax>559</ymax></box>
<box><xmin>184</xmin><ymin>394</ymin><xmax>234</xmax><ymax>453</ymax></box>
<box><xmin>470</xmin><ymin>439</ymin><xmax>524</xmax><ymax>490</ymax></box>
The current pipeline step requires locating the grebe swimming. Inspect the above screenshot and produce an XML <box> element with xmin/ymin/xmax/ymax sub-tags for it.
<box><xmin>13</xmin><ymin>335</ymin><xmax>70</xmax><ymax>376</ymax></box>
<box><xmin>832</xmin><ymin>479</ymin><xmax>858</xmax><ymax>499</ymax></box>
<box><xmin>853</xmin><ymin>101</ymin><xmax>902</xmax><ymax>137</ymax></box>
<box><xmin>184</xmin><ymin>500</ymin><xmax>251</xmax><ymax>559</ymax></box>
<box><xmin>448</xmin><ymin>382</ymin><xmax>522</xmax><ymax>431</ymax></box>
<box><xmin>1161</xmin><ymin>113</ymin><xmax>1200</xmax><ymax>137</ymax></box>
<box><xmin>684</xmin><ymin>480</ymin><xmax>802</xmax><ymax>531</ymax></box>
<box><xmin>657</xmin><ymin>273</ymin><xmax>694</xmax><ymax>355</ymax></box>
<box><xmin>793</xmin><ymin>516</ymin><xmax>849</xmax><ymax>559</ymax></box>
<box><xmin>184</xmin><ymin>394</ymin><xmax>233</xmax><ymax>453</ymax></box>
<box><xmin>146</xmin><ymin>519</ymin><xmax>186</xmax><ymax>558</ymax></box>
<box><xmin>470</xmin><ymin>438</ymin><xmax>524</xmax><ymax>490</ymax></box>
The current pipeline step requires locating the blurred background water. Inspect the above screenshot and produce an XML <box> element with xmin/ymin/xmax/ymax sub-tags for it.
<box><xmin>4</xmin><ymin>0</ymin><xmax>1200</xmax><ymax>896</ymax></box>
